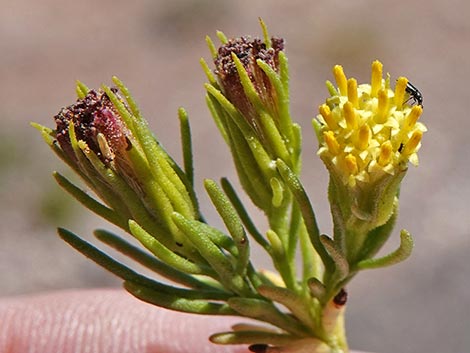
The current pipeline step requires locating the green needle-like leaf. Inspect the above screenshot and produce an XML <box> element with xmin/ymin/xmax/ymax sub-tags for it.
<box><xmin>320</xmin><ymin>234</ymin><xmax>349</xmax><ymax>282</ymax></box>
<box><xmin>356</xmin><ymin>230</ymin><xmax>414</xmax><ymax>270</ymax></box>
<box><xmin>75</xmin><ymin>80</ymin><xmax>89</xmax><ymax>99</ymax></box>
<box><xmin>94</xmin><ymin>229</ymin><xmax>224</xmax><ymax>291</ymax></box>
<box><xmin>58</xmin><ymin>227</ymin><xmax>222</xmax><ymax>299</ymax></box>
<box><xmin>125</xmin><ymin>281</ymin><xmax>236</xmax><ymax>315</ymax></box>
<box><xmin>178</xmin><ymin>107</ymin><xmax>194</xmax><ymax>188</ymax></box>
<box><xmin>205</xmin><ymin>35</ymin><xmax>218</xmax><ymax>59</ymax></box>
<box><xmin>53</xmin><ymin>172</ymin><xmax>128</xmax><ymax>231</ymax></box>
<box><xmin>204</xmin><ymin>179</ymin><xmax>250</xmax><ymax>275</ymax></box>
<box><xmin>276</xmin><ymin>159</ymin><xmax>334</xmax><ymax>273</ymax></box>
<box><xmin>216</xmin><ymin>30</ymin><xmax>228</xmax><ymax>44</ymax></box>
<box><xmin>307</xmin><ymin>277</ymin><xmax>326</xmax><ymax>301</ymax></box>
<box><xmin>128</xmin><ymin>220</ymin><xmax>213</xmax><ymax>276</ymax></box>
<box><xmin>228</xmin><ymin>297</ymin><xmax>308</xmax><ymax>337</ymax></box>
<box><xmin>172</xmin><ymin>212</ymin><xmax>249</xmax><ymax>295</ymax></box>
<box><xmin>257</xmin><ymin>285</ymin><xmax>314</xmax><ymax>328</ymax></box>
<box><xmin>220</xmin><ymin>178</ymin><xmax>269</xmax><ymax>250</ymax></box>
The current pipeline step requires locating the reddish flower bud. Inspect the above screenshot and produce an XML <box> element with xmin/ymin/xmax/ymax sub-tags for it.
<box><xmin>54</xmin><ymin>88</ymin><xmax>131</xmax><ymax>166</ymax></box>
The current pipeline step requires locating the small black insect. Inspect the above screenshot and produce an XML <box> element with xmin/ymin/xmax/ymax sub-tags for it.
<box><xmin>405</xmin><ymin>81</ymin><xmax>423</xmax><ymax>107</ymax></box>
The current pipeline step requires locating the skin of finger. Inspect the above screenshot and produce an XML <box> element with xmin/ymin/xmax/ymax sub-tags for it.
<box><xmin>0</xmin><ymin>289</ymin><xmax>368</xmax><ymax>353</ymax></box>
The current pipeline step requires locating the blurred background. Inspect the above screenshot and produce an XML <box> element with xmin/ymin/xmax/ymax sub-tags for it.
<box><xmin>1</xmin><ymin>0</ymin><xmax>469</xmax><ymax>352</ymax></box>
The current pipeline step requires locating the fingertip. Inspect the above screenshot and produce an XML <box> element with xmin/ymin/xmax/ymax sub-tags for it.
<box><xmin>0</xmin><ymin>289</ymin><xmax>243</xmax><ymax>353</ymax></box>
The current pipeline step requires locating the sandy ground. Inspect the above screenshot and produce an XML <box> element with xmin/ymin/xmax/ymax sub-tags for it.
<box><xmin>1</xmin><ymin>1</ymin><xmax>470</xmax><ymax>352</ymax></box>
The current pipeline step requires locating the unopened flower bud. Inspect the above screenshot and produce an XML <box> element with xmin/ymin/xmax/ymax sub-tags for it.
<box><xmin>42</xmin><ymin>81</ymin><xmax>200</xmax><ymax>259</ymax></box>
<box><xmin>214</xmin><ymin>36</ymin><xmax>284</xmax><ymax>138</ymax></box>
<box><xmin>204</xmin><ymin>24</ymin><xmax>301</xmax><ymax>213</ymax></box>
<box><xmin>55</xmin><ymin>88</ymin><xmax>133</xmax><ymax>173</ymax></box>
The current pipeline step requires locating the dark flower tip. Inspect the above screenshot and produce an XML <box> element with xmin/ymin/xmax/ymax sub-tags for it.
<box><xmin>214</xmin><ymin>36</ymin><xmax>284</xmax><ymax>79</ymax></box>
<box><xmin>54</xmin><ymin>88</ymin><xmax>130</xmax><ymax>164</ymax></box>
<box><xmin>213</xmin><ymin>36</ymin><xmax>284</xmax><ymax>128</ymax></box>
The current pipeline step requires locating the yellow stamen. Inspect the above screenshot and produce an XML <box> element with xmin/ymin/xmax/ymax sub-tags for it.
<box><xmin>344</xmin><ymin>154</ymin><xmax>358</xmax><ymax>174</ymax></box>
<box><xmin>356</xmin><ymin>124</ymin><xmax>371</xmax><ymax>150</ymax></box>
<box><xmin>97</xmin><ymin>132</ymin><xmax>114</xmax><ymax>161</ymax></box>
<box><xmin>376</xmin><ymin>89</ymin><xmax>389</xmax><ymax>123</ymax></box>
<box><xmin>323</xmin><ymin>131</ymin><xmax>341</xmax><ymax>155</ymax></box>
<box><xmin>402</xmin><ymin>130</ymin><xmax>423</xmax><ymax>155</ymax></box>
<box><xmin>319</xmin><ymin>104</ymin><xmax>338</xmax><ymax>129</ymax></box>
<box><xmin>347</xmin><ymin>78</ymin><xmax>358</xmax><ymax>108</ymax></box>
<box><xmin>394</xmin><ymin>77</ymin><xmax>408</xmax><ymax>109</ymax></box>
<box><xmin>333</xmin><ymin>65</ymin><xmax>347</xmax><ymax>96</ymax></box>
<box><xmin>370</xmin><ymin>60</ymin><xmax>383</xmax><ymax>97</ymax></box>
<box><xmin>378</xmin><ymin>141</ymin><xmax>393</xmax><ymax>166</ymax></box>
<box><xmin>404</xmin><ymin>105</ymin><xmax>423</xmax><ymax>130</ymax></box>
<box><xmin>343</xmin><ymin>101</ymin><xmax>357</xmax><ymax>129</ymax></box>
<box><xmin>317</xmin><ymin>60</ymin><xmax>426</xmax><ymax>187</ymax></box>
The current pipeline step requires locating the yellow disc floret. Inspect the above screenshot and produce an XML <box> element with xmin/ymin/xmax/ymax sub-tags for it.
<box><xmin>316</xmin><ymin>60</ymin><xmax>426</xmax><ymax>187</ymax></box>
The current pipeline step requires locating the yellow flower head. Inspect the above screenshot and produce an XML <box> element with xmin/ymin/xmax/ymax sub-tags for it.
<box><xmin>315</xmin><ymin>60</ymin><xmax>426</xmax><ymax>187</ymax></box>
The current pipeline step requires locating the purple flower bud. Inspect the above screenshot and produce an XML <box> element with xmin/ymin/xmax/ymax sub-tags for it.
<box><xmin>214</xmin><ymin>36</ymin><xmax>284</xmax><ymax>132</ymax></box>
<box><xmin>54</xmin><ymin>88</ymin><xmax>131</xmax><ymax>166</ymax></box>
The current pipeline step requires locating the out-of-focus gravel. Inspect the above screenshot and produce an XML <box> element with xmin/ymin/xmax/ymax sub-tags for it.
<box><xmin>1</xmin><ymin>1</ymin><xmax>469</xmax><ymax>352</ymax></box>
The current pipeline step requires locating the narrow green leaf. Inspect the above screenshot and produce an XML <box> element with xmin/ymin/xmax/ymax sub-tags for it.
<box><xmin>228</xmin><ymin>298</ymin><xmax>308</xmax><ymax>337</ymax></box>
<box><xmin>231</xmin><ymin>52</ymin><xmax>264</xmax><ymax>111</ymax></box>
<box><xmin>204</xmin><ymin>179</ymin><xmax>250</xmax><ymax>276</ymax></box>
<box><xmin>128</xmin><ymin>220</ymin><xmax>213</xmax><ymax>276</ymax></box>
<box><xmin>356</xmin><ymin>230</ymin><xmax>414</xmax><ymax>270</ymax></box>
<box><xmin>101</xmin><ymin>85</ymin><xmax>137</xmax><ymax>133</ymax></box>
<box><xmin>171</xmin><ymin>213</ymin><xmax>233</xmax><ymax>274</ymax></box>
<box><xmin>259</xmin><ymin>17</ymin><xmax>271</xmax><ymax>49</ymax></box>
<box><xmin>220</xmin><ymin>178</ymin><xmax>269</xmax><ymax>250</ymax></box>
<box><xmin>111</xmin><ymin>77</ymin><xmax>142</xmax><ymax>122</ymax></box>
<box><xmin>225</xmin><ymin>121</ymin><xmax>272</xmax><ymax>209</ymax></box>
<box><xmin>205</xmin><ymin>83</ymin><xmax>274</xmax><ymax>179</ymax></box>
<box><xmin>172</xmin><ymin>212</ymin><xmax>249</xmax><ymax>295</ymax></box>
<box><xmin>257</xmin><ymin>285</ymin><xmax>314</xmax><ymax>328</ymax></box>
<box><xmin>278</xmin><ymin>52</ymin><xmax>289</xmax><ymax>98</ymax></box>
<box><xmin>276</xmin><ymin>159</ymin><xmax>334</xmax><ymax>272</ymax></box>
<box><xmin>258</xmin><ymin>110</ymin><xmax>291</xmax><ymax>163</ymax></box>
<box><xmin>266</xmin><ymin>229</ymin><xmax>284</xmax><ymax>258</ymax></box>
<box><xmin>178</xmin><ymin>107</ymin><xmax>194</xmax><ymax>188</ymax></box>
<box><xmin>257</xmin><ymin>58</ymin><xmax>293</xmax><ymax>141</ymax></box>
<box><xmin>75</xmin><ymin>80</ymin><xmax>89</xmax><ymax>99</ymax></box>
<box><xmin>53</xmin><ymin>172</ymin><xmax>128</xmax><ymax>230</ymax></box>
<box><xmin>270</xmin><ymin>177</ymin><xmax>284</xmax><ymax>207</ymax></box>
<box><xmin>59</xmin><ymin>228</ymin><xmax>229</xmax><ymax>301</ymax></box>
<box><xmin>125</xmin><ymin>281</ymin><xmax>236</xmax><ymax>316</ymax></box>
<box><xmin>216</xmin><ymin>30</ymin><xmax>228</xmax><ymax>44</ymax></box>
<box><xmin>205</xmin><ymin>35</ymin><xmax>218</xmax><ymax>59</ymax></box>
<box><xmin>58</xmin><ymin>227</ymin><xmax>145</xmax><ymax>283</ymax></box>
<box><xmin>320</xmin><ymin>235</ymin><xmax>349</xmax><ymax>282</ymax></box>
<box><xmin>307</xmin><ymin>277</ymin><xmax>326</xmax><ymax>301</ymax></box>
<box><xmin>200</xmin><ymin>57</ymin><xmax>218</xmax><ymax>86</ymax></box>
<box><xmin>77</xmin><ymin>141</ymin><xmax>168</xmax><ymax>240</ymax></box>
<box><xmin>94</xmin><ymin>229</ymin><xmax>223</xmax><ymax>291</ymax></box>
<box><xmin>205</xmin><ymin>94</ymin><xmax>229</xmax><ymax>143</ymax></box>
